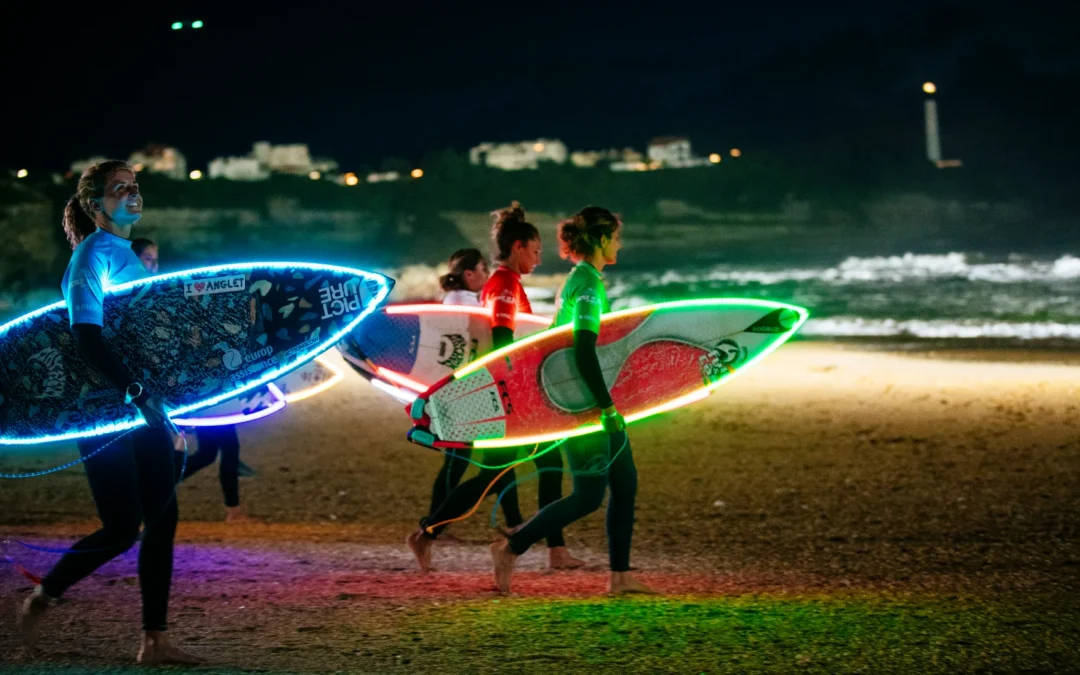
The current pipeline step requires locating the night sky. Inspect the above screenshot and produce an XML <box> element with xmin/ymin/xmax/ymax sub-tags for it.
<box><xmin>5</xmin><ymin>2</ymin><xmax>1078</xmax><ymax>172</ymax></box>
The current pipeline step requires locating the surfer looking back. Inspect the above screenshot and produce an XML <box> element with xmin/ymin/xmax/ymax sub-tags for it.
<box><xmin>439</xmin><ymin>247</ymin><xmax>488</xmax><ymax>306</ymax></box>
<box><xmin>408</xmin><ymin>202</ymin><xmax>585</xmax><ymax>572</ymax></box>
<box><xmin>490</xmin><ymin>205</ymin><xmax>654</xmax><ymax>596</ymax></box>
<box><xmin>419</xmin><ymin>248</ymin><xmax>490</xmax><ymax>540</ymax></box>
<box><xmin>17</xmin><ymin>160</ymin><xmax>203</xmax><ymax>666</ymax></box>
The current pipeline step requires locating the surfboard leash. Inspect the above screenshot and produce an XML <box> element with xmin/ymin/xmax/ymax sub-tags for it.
<box><xmin>488</xmin><ymin>432</ymin><xmax>629</xmax><ymax>529</ymax></box>
<box><xmin>422</xmin><ymin>440</ymin><xmax>561</xmax><ymax>535</ymax></box>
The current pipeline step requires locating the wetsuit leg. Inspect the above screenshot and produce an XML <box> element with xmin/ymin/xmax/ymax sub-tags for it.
<box><xmin>429</xmin><ymin>448</ymin><xmax>472</xmax><ymax>516</ymax></box>
<box><xmin>131</xmin><ymin>425</ymin><xmax>179</xmax><ymax>631</ymax></box>
<box><xmin>506</xmin><ymin>433</ymin><xmax>611</xmax><ymax>556</ymax></box>
<box><xmin>41</xmin><ymin>433</ymin><xmax>143</xmax><ymax>598</ymax></box>
<box><xmin>531</xmin><ymin>448</ymin><xmax>566</xmax><ymax>548</ymax></box>
<box><xmin>421</xmin><ymin>448</ymin><xmax>520</xmax><ymax>537</ymax></box>
<box><xmin>212</xmin><ymin>425</ymin><xmax>241</xmax><ymax>508</ymax></box>
<box><xmin>182</xmin><ymin>427</ymin><xmax>221</xmax><ymax>480</ymax></box>
<box><xmin>604</xmin><ymin>432</ymin><xmax>636</xmax><ymax>572</ymax></box>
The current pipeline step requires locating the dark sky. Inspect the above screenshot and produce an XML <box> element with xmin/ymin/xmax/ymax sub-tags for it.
<box><xmin>4</xmin><ymin>2</ymin><xmax>1078</xmax><ymax>172</ymax></box>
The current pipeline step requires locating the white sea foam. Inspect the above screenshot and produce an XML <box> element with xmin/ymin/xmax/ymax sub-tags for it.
<box><xmin>802</xmin><ymin>317</ymin><xmax>1080</xmax><ymax>340</ymax></box>
<box><xmin>623</xmin><ymin>253</ymin><xmax>1080</xmax><ymax>287</ymax></box>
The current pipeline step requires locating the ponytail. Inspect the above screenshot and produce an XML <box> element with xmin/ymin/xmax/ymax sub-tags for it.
<box><xmin>62</xmin><ymin>195</ymin><xmax>96</xmax><ymax>249</ymax></box>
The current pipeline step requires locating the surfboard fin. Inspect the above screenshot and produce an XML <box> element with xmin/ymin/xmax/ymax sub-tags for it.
<box><xmin>408</xmin><ymin>398</ymin><xmax>426</xmax><ymax>421</ymax></box>
<box><xmin>407</xmin><ymin>428</ymin><xmax>437</xmax><ymax>448</ymax></box>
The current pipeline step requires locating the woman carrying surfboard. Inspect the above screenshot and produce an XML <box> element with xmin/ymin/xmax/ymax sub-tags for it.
<box><xmin>421</xmin><ymin>248</ymin><xmax>490</xmax><ymax>538</ymax></box>
<box><xmin>408</xmin><ymin>203</ymin><xmax>585</xmax><ymax>572</ymax></box>
<box><xmin>17</xmin><ymin>160</ymin><xmax>203</xmax><ymax>665</ymax></box>
<box><xmin>490</xmin><ymin>206</ymin><xmax>654</xmax><ymax>596</ymax></box>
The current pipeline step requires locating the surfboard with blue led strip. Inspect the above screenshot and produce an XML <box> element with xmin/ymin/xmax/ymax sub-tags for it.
<box><xmin>405</xmin><ymin>299</ymin><xmax>808</xmax><ymax>450</ymax></box>
<box><xmin>0</xmin><ymin>263</ymin><xmax>393</xmax><ymax>445</ymax></box>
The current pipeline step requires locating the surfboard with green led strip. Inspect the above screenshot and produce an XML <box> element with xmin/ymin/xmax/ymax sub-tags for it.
<box><xmin>405</xmin><ymin>299</ymin><xmax>808</xmax><ymax>449</ymax></box>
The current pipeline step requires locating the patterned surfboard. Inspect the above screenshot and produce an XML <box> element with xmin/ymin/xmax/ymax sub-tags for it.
<box><xmin>0</xmin><ymin>263</ymin><xmax>392</xmax><ymax>445</ymax></box>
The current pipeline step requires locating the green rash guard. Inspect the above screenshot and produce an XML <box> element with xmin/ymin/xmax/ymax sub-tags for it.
<box><xmin>553</xmin><ymin>261</ymin><xmax>613</xmax><ymax>409</ymax></box>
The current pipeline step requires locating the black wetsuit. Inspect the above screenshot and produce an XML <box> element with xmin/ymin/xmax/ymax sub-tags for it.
<box><xmin>40</xmin><ymin>327</ymin><xmax>177</xmax><ymax>631</ymax></box>
<box><xmin>182</xmin><ymin>425</ymin><xmax>241</xmax><ymax>507</ymax></box>
<box><xmin>504</xmin><ymin>261</ymin><xmax>638</xmax><ymax>571</ymax></box>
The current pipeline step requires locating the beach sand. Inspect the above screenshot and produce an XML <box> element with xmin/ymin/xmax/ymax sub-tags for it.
<box><xmin>1</xmin><ymin>343</ymin><xmax>1078</xmax><ymax>672</ymax></box>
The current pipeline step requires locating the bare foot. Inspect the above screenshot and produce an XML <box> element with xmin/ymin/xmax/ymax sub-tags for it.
<box><xmin>225</xmin><ymin>506</ymin><xmax>255</xmax><ymax>524</ymax></box>
<box><xmin>137</xmin><ymin>631</ymin><xmax>204</xmax><ymax>665</ymax></box>
<box><xmin>548</xmin><ymin>546</ymin><xmax>587</xmax><ymax>570</ymax></box>
<box><xmin>406</xmin><ymin>530</ymin><xmax>436</xmax><ymax>573</ymax></box>
<box><xmin>608</xmin><ymin>571</ymin><xmax>657</xmax><ymax>595</ymax></box>
<box><xmin>490</xmin><ymin>539</ymin><xmax>518</xmax><ymax>594</ymax></box>
<box><xmin>16</xmin><ymin>586</ymin><xmax>53</xmax><ymax>651</ymax></box>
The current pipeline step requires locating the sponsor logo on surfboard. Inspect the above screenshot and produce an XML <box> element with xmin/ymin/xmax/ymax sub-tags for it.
<box><xmin>699</xmin><ymin>339</ymin><xmax>744</xmax><ymax>384</ymax></box>
<box><xmin>222</xmin><ymin>346</ymin><xmax>274</xmax><ymax>371</ymax></box>
<box><xmin>184</xmin><ymin>274</ymin><xmax>246</xmax><ymax>297</ymax></box>
<box><xmin>437</xmin><ymin>334</ymin><xmax>467</xmax><ymax>369</ymax></box>
<box><xmin>319</xmin><ymin>279</ymin><xmax>365</xmax><ymax>319</ymax></box>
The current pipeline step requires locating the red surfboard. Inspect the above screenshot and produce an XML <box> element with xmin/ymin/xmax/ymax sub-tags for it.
<box><xmin>405</xmin><ymin>299</ymin><xmax>808</xmax><ymax>449</ymax></box>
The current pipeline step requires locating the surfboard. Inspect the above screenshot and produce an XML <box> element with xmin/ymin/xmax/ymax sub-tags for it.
<box><xmin>0</xmin><ymin>263</ymin><xmax>393</xmax><ymax>445</ymax></box>
<box><xmin>405</xmin><ymin>299</ymin><xmax>808</xmax><ymax>449</ymax></box>
<box><xmin>337</xmin><ymin>303</ymin><xmax>550</xmax><ymax>397</ymax></box>
<box><xmin>173</xmin><ymin>355</ymin><xmax>344</xmax><ymax>427</ymax></box>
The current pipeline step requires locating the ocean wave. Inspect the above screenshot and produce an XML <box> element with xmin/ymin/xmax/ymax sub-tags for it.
<box><xmin>621</xmin><ymin>253</ymin><xmax>1080</xmax><ymax>287</ymax></box>
<box><xmin>802</xmin><ymin>317</ymin><xmax>1080</xmax><ymax>340</ymax></box>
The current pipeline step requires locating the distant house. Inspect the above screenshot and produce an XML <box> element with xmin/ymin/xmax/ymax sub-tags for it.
<box><xmin>128</xmin><ymin>145</ymin><xmax>188</xmax><ymax>180</ymax></box>
<box><xmin>469</xmin><ymin>139</ymin><xmax>568</xmax><ymax>170</ymax></box>
<box><xmin>645</xmin><ymin>136</ymin><xmax>710</xmax><ymax>169</ymax></box>
<box><xmin>208</xmin><ymin>156</ymin><xmax>269</xmax><ymax>181</ymax></box>
<box><xmin>647</xmin><ymin>136</ymin><xmax>692</xmax><ymax>164</ymax></box>
<box><xmin>570</xmin><ymin>148</ymin><xmax>643</xmax><ymax>168</ymax></box>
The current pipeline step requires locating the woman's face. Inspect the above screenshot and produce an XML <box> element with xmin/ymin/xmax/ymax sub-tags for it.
<box><xmin>463</xmin><ymin>259</ymin><xmax>490</xmax><ymax>292</ymax></box>
<box><xmin>513</xmin><ymin>238</ymin><xmax>543</xmax><ymax>275</ymax></box>
<box><xmin>600</xmin><ymin>227</ymin><xmax>622</xmax><ymax>265</ymax></box>
<box><xmin>97</xmin><ymin>169</ymin><xmax>142</xmax><ymax>226</ymax></box>
<box><xmin>138</xmin><ymin>245</ymin><xmax>159</xmax><ymax>273</ymax></box>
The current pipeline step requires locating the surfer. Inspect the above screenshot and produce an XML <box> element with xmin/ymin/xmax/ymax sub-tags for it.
<box><xmin>439</xmin><ymin>247</ymin><xmax>489</xmax><ymax>306</ymax></box>
<box><xmin>131</xmin><ymin>238</ymin><xmax>257</xmax><ymax>523</ymax></box>
<box><xmin>408</xmin><ymin>202</ymin><xmax>585</xmax><ymax>572</ymax></box>
<box><xmin>490</xmin><ymin>206</ymin><xmax>654</xmax><ymax>596</ymax></box>
<box><xmin>16</xmin><ymin>160</ymin><xmax>203</xmax><ymax>665</ymax></box>
<box><xmin>130</xmin><ymin>237</ymin><xmax>159</xmax><ymax>274</ymax></box>
<box><xmin>418</xmin><ymin>249</ymin><xmax>490</xmax><ymax>543</ymax></box>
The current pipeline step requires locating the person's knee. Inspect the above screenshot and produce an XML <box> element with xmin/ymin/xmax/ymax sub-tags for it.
<box><xmin>569</xmin><ymin>482</ymin><xmax>606</xmax><ymax>514</ymax></box>
<box><xmin>102</xmin><ymin>518</ymin><xmax>142</xmax><ymax>551</ymax></box>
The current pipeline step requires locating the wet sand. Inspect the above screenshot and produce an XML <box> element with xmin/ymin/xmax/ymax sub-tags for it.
<box><xmin>2</xmin><ymin>343</ymin><xmax>1078</xmax><ymax>673</ymax></box>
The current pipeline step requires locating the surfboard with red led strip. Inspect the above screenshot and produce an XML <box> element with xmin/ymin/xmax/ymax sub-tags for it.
<box><xmin>336</xmin><ymin>303</ymin><xmax>550</xmax><ymax>396</ymax></box>
<box><xmin>405</xmin><ymin>299</ymin><xmax>809</xmax><ymax>450</ymax></box>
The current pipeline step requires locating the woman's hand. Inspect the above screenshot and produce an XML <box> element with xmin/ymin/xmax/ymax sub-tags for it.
<box><xmin>133</xmin><ymin>394</ymin><xmax>188</xmax><ymax>452</ymax></box>
<box><xmin>600</xmin><ymin>406</ymin><xmax>625</xmax><ymax>434</ymax></box>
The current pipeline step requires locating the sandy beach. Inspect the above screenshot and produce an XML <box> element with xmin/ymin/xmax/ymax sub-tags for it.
<box><xmin>2</xmin><ymin>342</ymin><xmax>1078</xmax><ymax>673</ymax></box>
